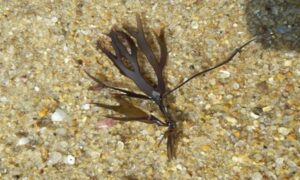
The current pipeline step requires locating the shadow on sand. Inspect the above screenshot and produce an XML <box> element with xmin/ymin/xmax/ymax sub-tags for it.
<box><xmin>245</xmin><ymin>0</ymin><xmax>300</xmax><ymax>51</ymax></box>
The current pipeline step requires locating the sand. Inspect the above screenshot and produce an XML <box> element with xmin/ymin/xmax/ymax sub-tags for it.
<box><xmin>0</xmin><ymin>0</ymin><xmax>299</xmax><ymax>179</ymax></box>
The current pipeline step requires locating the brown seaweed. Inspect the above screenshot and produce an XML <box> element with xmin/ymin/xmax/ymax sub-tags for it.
<box><xmin>86</xmin><ymin>14</ymin><xmax>265</xmax><ymax>160</ymax></box>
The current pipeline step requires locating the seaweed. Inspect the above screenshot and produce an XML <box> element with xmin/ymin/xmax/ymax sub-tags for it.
<box><xmin>86</xmin><ymin>14</ymin><xmax>265</xmax><ymax>160</ymax></box>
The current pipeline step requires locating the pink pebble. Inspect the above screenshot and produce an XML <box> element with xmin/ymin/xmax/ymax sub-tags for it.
<box><xmin>95</xmin><ymin>118</ymin><xmax>117</xmax><ymax>129</ymax></box>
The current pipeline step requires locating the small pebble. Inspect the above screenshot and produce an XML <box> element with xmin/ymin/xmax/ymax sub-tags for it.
<box><xmin>232</xmin><ymin>156</ymin><xmax>243</xmax><ymax>163</ymax></box>
<box><xmin>57</xmin><ymin>141</ymin><xmax>68</xmax><ymax>151</ymax></box>
<box><xmin>0</xmin><ymin>96</ymin><xmax>8</xmax><ymax>103</ymax></box>
<box><xmin>253</xmin><ymin>153</ymin><xmax>263</xmax><ymax>161</ymax></box>
<box><xmin>47</xmin><ymin>151</ymin><xmax>62</xmax><ymax>165</ymax></box>
<box><xmin>205</xmin><ymin>104</ymin><xmax>211</xmax><ymax>110</ymax></box>
<box><xmin>251</xmin><ymin>172</ymin><xmax>263</xmax><ymax>180</ymax></box>
<box><xmin>275</xmin><ymin>157</ymin><xmax>284</xmax><ymax>167</ymax></box>
<box><xmin>296</xmin><ymin>126</ymin><xmax>300</xmax><ymax>139</ymax></box>
<box><xmin>262</xmin><ymin>106</ymin><xmax>272</xmax><ymax>112</ymax></box>
<box><xmin>176</xmin><ymin>164</ymin><xmax>185</xmax><ymax>171</ymax></box>
<box><xmin>1</xmin><ymin>79</ymin><xmax>9</xmax><ymax>86</ymax></box>
<box><xmin>81</xmin><ymin>104</ymin><xmax>90</xmax><ymax>110</ymax></box>
<box><xmin>191</xmin><ymin>21</ymin><xmax>199</xmax><ymax>29</ymax></box>
<box><xmin>284</xmin><ymin>60</ymin><xmax>292</xmax><ymax>66</ymax></box>
<box><xmin>232</xmin><ymin>82</ymin><xmax>240</xmax><ymax>90</ymax></box>
<box><xmin>250</xmin><ymin>112</ymin><xmax>260</xmax><ymax>119</ymax></box>
<box><xmin>265</xmin><ymin>171</ymin><xmax>277</xmax><ymax>179</ymax></box>
<box><xmin>39</xmin><ymin>127</ymin><xmax>48</xmax><ymax>137</ymax></box>
<box><xmin>219</xmin><ymin>70</ymin><xmax>231</xmax><ymax>79</ymax></box>
<box><xmin>63</xmin><ymin>45</ymin><xmax>69</xmax><ymax>52</ymax></box>
<box><xmin>34</xmin><ymin>86</ymin><xmax>40</xmax><ymax>92</ymax></box>
<box><xmin>117</xmin><ymin>141</ymin><xmax>124</xmax><ymax>150</ymax></box>
<box><xmin>268</xmin><ymin>77</ymin><xmax>275</xmax><ymax>84</ymax></box>
<box><xmin>233</xmin><ymin>166</ymin><xmax>241</xmax><ymax>172</ymax></box>
<box><xmin>256</xmin><ymin>81</ymin><xmax>269</xmax><ymax>93</ymax></box>
<box><xmin>7</xmin><ymin>45</ymin><xmax>15</xmax><ymax>54</ymax></box>
<box><xmin>51</xmin><ymin>108</ymin><xmax>69</xmax><ymax>122</ymax></box>
<box><xmin>51</xmin><ymin>16</ymin><xmax>58</xmax><ymax>23</ymax></box>
<box><xmin>276</xmin><ymin>25</ymin><xmax>289</xmax><ymax>33</ymax></box>
<box><xmin>95</xmin><ymin>118</ymin><xmax>117</xmax><ymax>129</ymax></box>
<box><xmin>64</xmin><ymin>57</ymin><xmax>70</xmax><ymax>63</ymax></box>
<box><xmin>296</xmin><ymin>70</ymin><xmax>300</xmax><ymax>76</ymax></box>
<box><xmin>141</xmin><ymin>129</ymin><xmax>148</xmax><ymax>135</ymax></box>
<box><xmin>55</xmin><ymin>128</ymin><xmax>67</xmax><ymax>136</ymax></box>
<box><xmin>63</xmin><ymin>155</ymin><xmax>76</xmax><ymax>165</ymax></box>
<box><xmin>286</xmin><ymin>159</ymin><xmax>298</xmax><ymax>169</ymax></box>
<box><xmin>225</xmin><ymin>94</ymin><xmax>232</xmax><ymax>99</ymax></box>
<box><xmin>209</xmin><ymin>78</ymin><xmax>216</xmax><ymax>85</ymax></box>
<box><xmin>278</xmin><ymin>127</ymin><xmax>290</xmax><ymax>136</ymax></box>
<box><xmin>225</xmin><ymin>116</ymin><xmax>237</xmax><ymax>125</ymax></box>
<box><xmin>284</xmin><ymin>51</ymin><xmax>297</xmax><ymax>58</ymax></box>
<box><xmin>246</xmin><ymin>125</ymin><xmax>256</xmax><ymax>131</ymax></box>
<box><xmin>17</xmin><ymin>137</ymin><xmax>30</xmax><ymax>146</ymax></box>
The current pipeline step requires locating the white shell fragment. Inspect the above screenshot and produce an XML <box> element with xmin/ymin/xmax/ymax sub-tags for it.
<box><xmin>51</xmin><ymin>108</ymin><xmax>69</xmax><ymax>122</ymax></box>
<box><xmin>81</xmin><ymin>104</ymin><xmax>90</xmax><ymax>110</ymax></box>
<box><xmin>63</xmin><ymin>155</ymin><xmax>76</xmax><ymax>165</ymax></box>
<box><xmin>17</xmin><ymin>137</ymin><xmax>30</xmax><ymax>146</ymax></box>
<box><xmin>219</xmin><ymin>70</ymin><xmax>231</xmax><ymax>79</ymax></box>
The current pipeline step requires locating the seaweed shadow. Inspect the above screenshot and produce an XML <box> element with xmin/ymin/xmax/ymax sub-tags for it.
<box><xmin>245</xmin><ymin>0</ymin><xmax>300</xmax><ymax>51</ymax></box>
